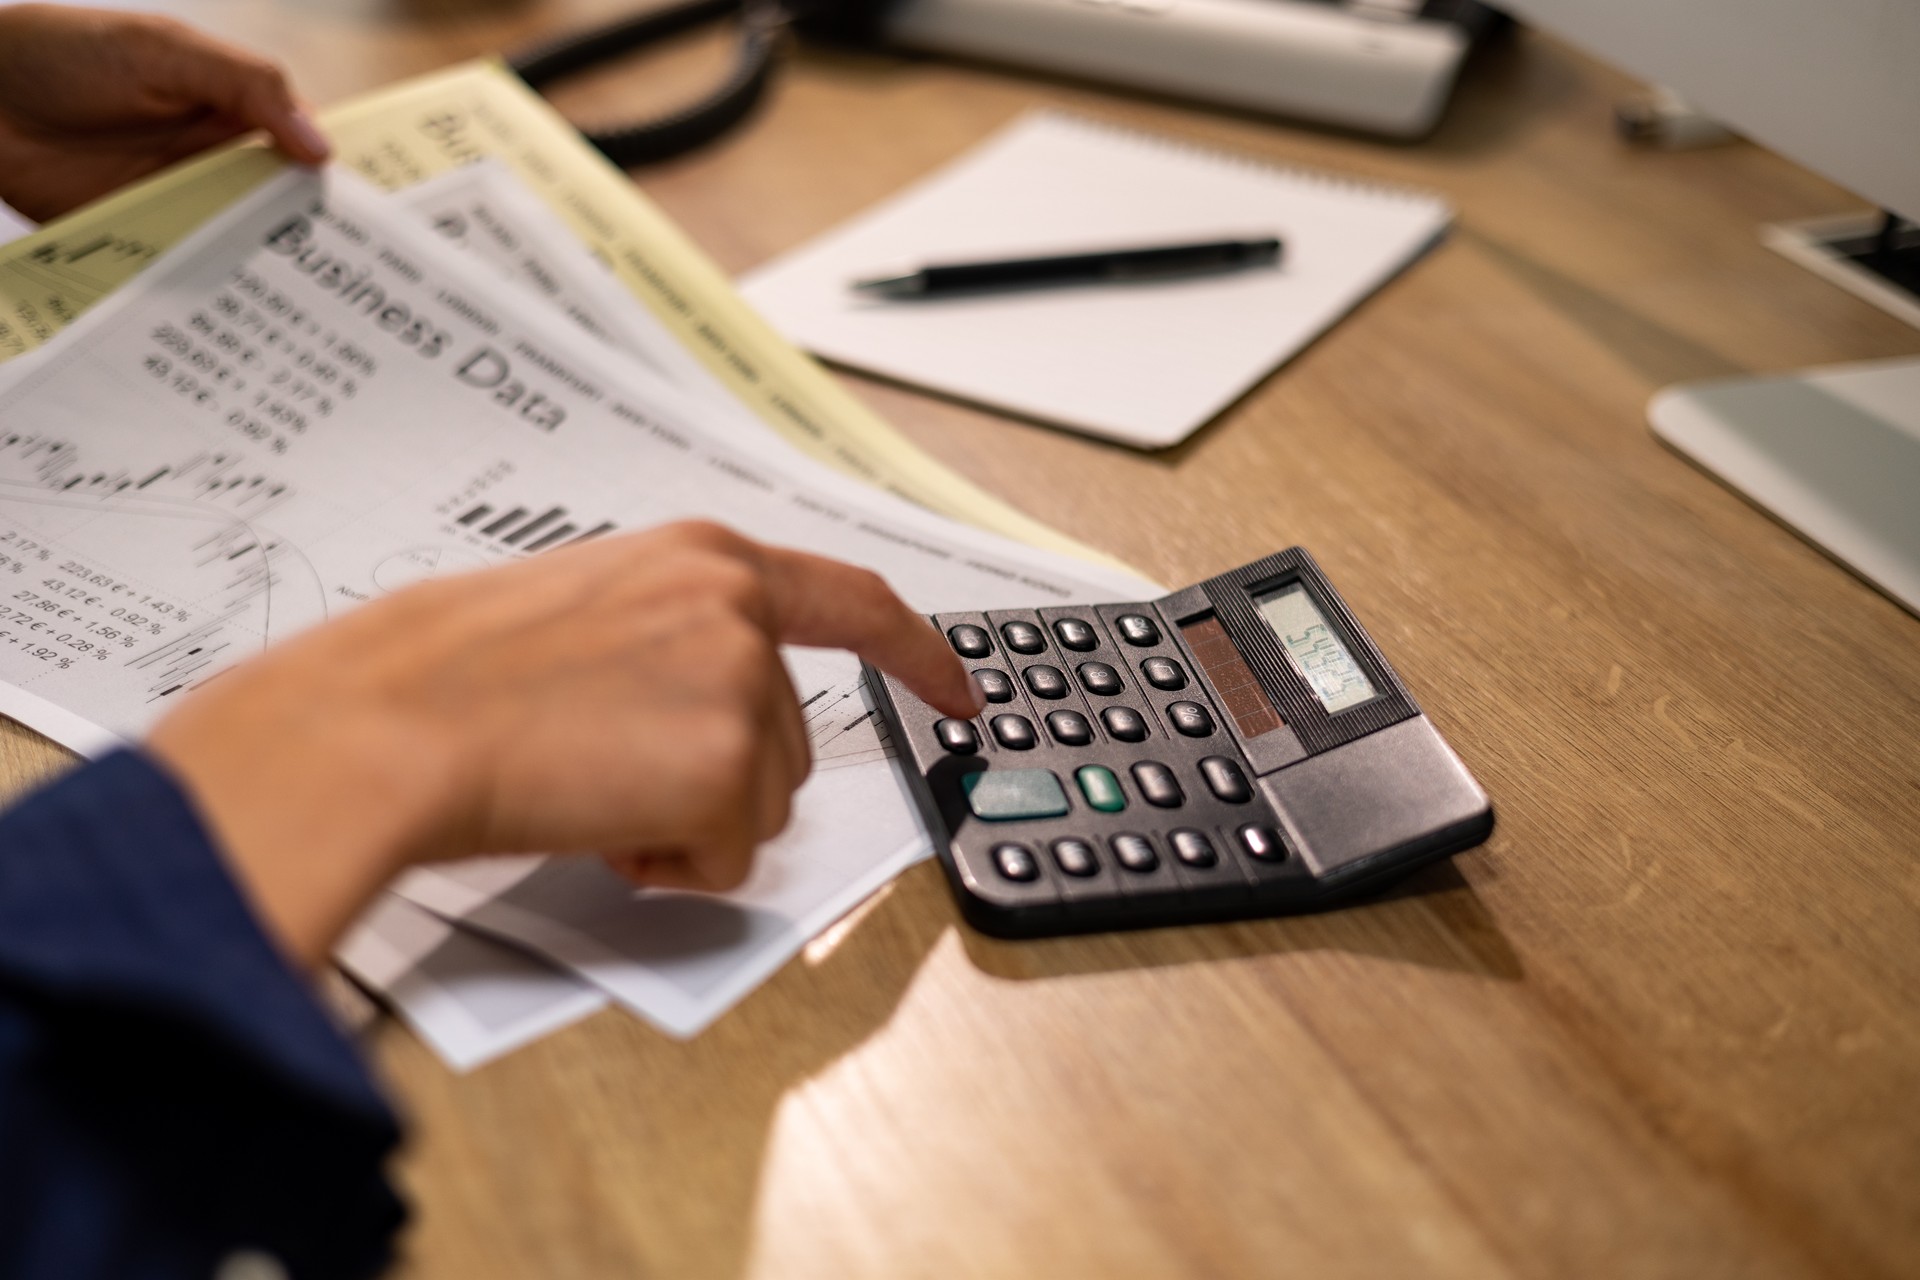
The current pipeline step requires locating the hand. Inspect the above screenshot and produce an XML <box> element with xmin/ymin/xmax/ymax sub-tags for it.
<box><xmin>0</xmin><ymin>5</ymin><xmax>328</xmax><ymax>222</ymax></box>
<box><xmin>145</xmin><ymin>522</ymin><xmax>983</xmax><ymax>968</ymax></box>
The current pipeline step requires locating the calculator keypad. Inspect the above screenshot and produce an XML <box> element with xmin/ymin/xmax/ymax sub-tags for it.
<box><xmin>881</xmin><ymin>602</ymin><xmax>1310</xmax><ymax>934</ymax></box>
<box><xmin>1001</xmin><ymin>621</ymin><xmax>1046</xmax><ymax>654</ymax></box>
<box><xmin>1170</xmin><ymin>829</ymin><xmax>1218</xmax><ymax>868</ymax></box>
<box><xmin>935</xmin><ymin>718</ymin><xmax>979</xmax><ymax>754</ymax></box>
<box><xmin>1102</xmin><ymin>706</ymin><xmax>1149</xmax><ymax>742</ymax></box>
<box><xmin>972</xmin><ymin>668</ymin><xmax>1014</xmax><ymax>703</ymax></box>
<box><xmin>1199</xmin><ymin>756</ymin><xmax>1252</xmax><ymax>803</ymax></box>
<box><xmin>1141</xmin><ymin>656</ymin><xmax>1188</xmax><ymax>691</ymax></box>
<box><xmin>966</xmin><ymin>769</ymin><xmax>1069</xmax><ymax>821</ymax></box>
<box><xmin>1046</xmin><ymin>709</ymin><xmax>1094</xmax><ymax>746</ymax></box>
<box><xmin>1053</xmin><ymin>618</ymin><xmax>1099</xmax><ymax>651</ymax></box>
<box><xmin>1023</xmin><ymin>664</ymin><xmax>1070</xmax><ymax>699</ymax></box>
<box><xmin>1075</xmin><ymin>764</ymin><xmax>1127</xmax><ymax>812</ymax></box>
<box><xmin>949</xmin><ymin>624</ymin><xmax>993</xmax><ymax>658</ymax></box>
<box><xmin>994</xmin><ymin>843</ymin><xmax>1041</xmax><ymax>882</ymax></box>
<box><xmin>1167</xmin><ymin>700</ymin><xmax>1214</xmax><ymax>737</ymax></box>
<box><xmin>1052</xmin><ymin>838</ymin><xmax>1099</xmax><ymax>877</ymax></box>
<box><xmin>1131</xmin><ymin>761</ymin><xmax>1184</xmax><ymax>808</ymax></box>
<box><xmin>1110</xmin><ymin>833</ymin><xmax>1159</xmax><ymax>873</ymax></box>
<box><xmin>990</xmin><ymin>713</ymin><xmax>1037</xmax><ymax>750</ymax></box>
<box><xmin>1238</xmin><ymin>825</ymin><xmax>1286</xmax><ymax>861</ymax></box>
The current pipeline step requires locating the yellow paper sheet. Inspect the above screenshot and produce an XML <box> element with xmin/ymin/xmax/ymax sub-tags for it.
<box><xmin>0</xmin><ymin>60</ymin><xmax>1120</xmax><ymax>568</ymax></box>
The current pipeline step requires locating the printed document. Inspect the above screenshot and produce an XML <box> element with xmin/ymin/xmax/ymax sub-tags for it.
<box><xmin>335</xmin><ymin>893</ymin><xmax>609</xmax><ymax>1072</ymax></box>
<box><xmin>0</xmin><ymin>61</ymin><xmax>1123</xmax><ymax>568</ymax></box>
<box><xmin>397</xmin><ymin>161</ymin><xmax>757</xmax><ymax>428</ymax></box>
<box><xmin>0</xmin><ymin>167</ymin><xmax>1151</xmax><ymax>1035</ymax></box>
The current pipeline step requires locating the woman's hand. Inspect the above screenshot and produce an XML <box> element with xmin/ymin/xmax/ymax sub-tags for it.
<box><xmin>145</xmin><ymin>523</ymin><xmax>982</xmax><ymax>969</ymax></box>
<box><xmin>0</xmin><ymin>5</ymin><xmax>328</xmax><ymax>222</ymax></box>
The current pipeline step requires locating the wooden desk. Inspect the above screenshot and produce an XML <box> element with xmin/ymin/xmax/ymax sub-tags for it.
<box><xmin>4</xmin><ymin>6</ymin><xmax>1918</xmax><ymax>1277</ymax></box>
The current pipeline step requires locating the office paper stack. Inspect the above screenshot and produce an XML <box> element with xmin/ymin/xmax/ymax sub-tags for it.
<box><xmin>0</xmin><ymin>68</ymin><xmax>1150</xmax><ymax>1071</ymax></box>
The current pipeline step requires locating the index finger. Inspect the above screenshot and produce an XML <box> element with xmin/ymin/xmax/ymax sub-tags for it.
<box><xmin>756</xmin><ymin>547</ymin><xmax>985</xmax><ymax>721</ymax></box>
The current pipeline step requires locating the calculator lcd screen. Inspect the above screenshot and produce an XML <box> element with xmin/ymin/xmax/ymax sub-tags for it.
<box><xmin>1252</xmin><ymin>583</ymin><xmax>1380</xmax><ymax>714</ymax></box>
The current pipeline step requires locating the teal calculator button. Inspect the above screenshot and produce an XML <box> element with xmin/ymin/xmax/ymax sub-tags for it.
<box><xmin>1075</xmin><ymin>764</ymin><xmax>1127</xmax><ymax>813</ymax></box>
<box><xmin>964</xmin><ymin>769</ymin><xmax>1070</xmax><ymax>821</ymax></box>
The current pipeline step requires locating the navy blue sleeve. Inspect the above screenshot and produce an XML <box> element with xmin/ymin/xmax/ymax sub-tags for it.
<box><xmin>0</xmin><ymin>749</ymin><xmax>406</xmax><ymax>1280</ymax></box>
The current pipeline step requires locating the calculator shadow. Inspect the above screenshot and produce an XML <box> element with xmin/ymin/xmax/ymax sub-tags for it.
<box><xmin>953</xmin><ymin>856</ymin><xmax>1524</xmax><ymax>983</ymax></box>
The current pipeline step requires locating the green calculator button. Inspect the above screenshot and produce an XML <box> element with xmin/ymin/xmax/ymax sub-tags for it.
<box><xmin>1075</xmin><ymin>764</ymin><xmax>1127</xmax><ymax>813</ymax></box>
<box><xmin>964</xmin><ymin>769</ymin><xmax>1070</xmax><ymax>821</ymax></box>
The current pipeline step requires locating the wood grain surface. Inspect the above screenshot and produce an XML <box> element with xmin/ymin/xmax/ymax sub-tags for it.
<box><xmin>4</xmin><ymin>4</ymin><xmax>1918</xmax><ymax>1276</ymax></box>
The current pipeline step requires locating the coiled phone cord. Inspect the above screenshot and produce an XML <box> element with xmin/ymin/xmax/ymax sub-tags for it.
<box><xmin>508</xmin><ymin>0</ymin><xmax>796</xmax><ymax>168</ymax></box>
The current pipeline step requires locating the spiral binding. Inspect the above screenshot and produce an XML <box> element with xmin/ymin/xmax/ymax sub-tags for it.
<box><xmin>1023</xmin><ymin>109</ymin><xmax>1447</xmax><ymax>211</ymax></box>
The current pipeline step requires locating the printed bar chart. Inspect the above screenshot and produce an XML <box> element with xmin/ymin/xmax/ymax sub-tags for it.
<box><xmin>501</xmin><ymin>506</ymin><xmax>566</xmax><ymax>546</ymax></box>
<box><xmin>454</xmin><ymin>502</ymin><xmax>616</xmax><ymax>553</ymax></box>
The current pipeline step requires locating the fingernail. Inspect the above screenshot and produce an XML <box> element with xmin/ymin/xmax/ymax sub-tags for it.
<box><xmin>285</xmin><ymin>110</ymin><xmax>331</xmax><ymax>163</ymax></box>
<box><xmin>967</xmin><ymin>673</ymin><xmax>990</xmax><ymax>715</ymax></box>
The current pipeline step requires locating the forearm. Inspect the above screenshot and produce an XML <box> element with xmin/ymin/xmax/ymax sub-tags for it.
<box><xmin>146</xmin><ymin>593</ymin><xmax>472</xmax><ymax>970</ymax></box>
<box><xmin>0</xmin><ymin>751</ymin><xmax>405</xmax><ymax>1278</ymax></box>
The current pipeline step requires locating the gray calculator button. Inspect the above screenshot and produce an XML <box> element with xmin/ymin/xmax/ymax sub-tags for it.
<box><xmin>1101</xmin><ymin>705</ymin><xmax>1149</xmax><ymax>742</ymax></box>
<box><xmin>1077</xmin><ymin>661</ymin><xmax>1123</xmax><ymax>696</ymax></box>
<box><xmin>1051</xmin><ymin>837</ymin><xmax>1099</xmax><ymax>877</ymax></box>
<box><xmin>1116</xmin><ymin>613</ymin><xmax>1161</xmax><ymax>646</ymax></box>
<box><xmin>1110</xmin><ymin>833</ymin><xmax>1159</xmax><ymax>873</ymax></box>
<box><xmin>1053</xmin><ymin>618</ymin><xmax>1098</xmax><ymax>651</ymax></box>
<box><xmin>1238</xmin><ymin>824</ymin><xmax>1286</xmax><ymax>862</ymax></box>
<box><xmin>1001</xmin><ymin>621</ymin><xmax>1046</xmax><ymax>654</ymax></box>
<box><xmin>1131</xmin><ymin>761</ymin><xmax>1184</xmax><ymax>808</ymax></box>
<box><xmin>1167</xmin><ymin>700</ymin><xmax>1214</xmax><ymax>736</ymax></box>
<box><xmin>1141</xmin><ymin>656</ymin><xmax>1188</xmax><ymax>691</ymax></box>
<box><xmin>948</xmin><ymin>624</ymin><xmax>992</xmax><ymax>658</ymax></box>
<box><xmin>1170</xmin><ymin>829</ymin><xmax>1218</xmax><ymax>868</ymax></box>
<box><xmin>1046</xmin><ymin>709</ymin><xmax>1094</xmax><ymax>746</ymax></box>
<box><xmin>993</xmin><ymin>843</ymin><xmax>1041</xmax><ymax>882</ymax></box>
<box><xmin>1200</xmin><ymin>756</ymin><xmax>1252</xmax><ymax>803</ymax></box>
<box><xmin>972</xmin><ymin>668</ymin><xmax>1014</xmax><ymax>703</ymax></box>
<box><xmin>1023</xmin><ymin>664</ymin><xmax>1069</xmax><ymax>699</ymax></box>
<box><xmin>991</xmin><ymin>713</ymin><xmax>1037</xmax><ymax>750</ymax></box>
<box><xmin>934</xmin><ymin>718</ymin><xmax>979</xmax><ymax>754</ymax></box>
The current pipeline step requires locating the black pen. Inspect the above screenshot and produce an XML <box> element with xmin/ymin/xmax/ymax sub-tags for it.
<box><xmin>851</xmin><ymin>236</ymin><xmax>1283</xmax><ymax>298</ymax></box>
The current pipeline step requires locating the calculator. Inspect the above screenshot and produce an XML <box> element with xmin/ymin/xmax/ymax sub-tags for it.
<box><xmin>863</xmin><ymin>548</ymin><xmax>1494</xmax><ymax>938</ymax></box>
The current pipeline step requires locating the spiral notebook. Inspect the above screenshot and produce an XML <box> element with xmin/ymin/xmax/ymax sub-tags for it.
<box><xmin>740</xmin><ymin>112</ymin><xmax>1452</xmax><ymax>449</ymax></box>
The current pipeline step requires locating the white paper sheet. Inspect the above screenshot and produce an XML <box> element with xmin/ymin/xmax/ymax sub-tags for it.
<box><xmin>397</xmin><ymin>161</ymin><xmax>758</xmax><ymax>431</ymax></box>
<box><xmin>0</xmin><ymin>166</ymin><xmax>1154</xmax><ymax>1038</ymax></box>
<box><xmin>741</xmin><ymin>112</ymin><xmax>1453</xmax><ymax>449</ymax></box>
<box><xmin>396</xmin><ymin>759</ymin><xmax>927</xmax><ymax>1037</ymax></box>
<box><xmin>0</xmin><ymin>204</ymin><xmax>31</xmax><ymax>248</ymax></box>
<box><xmin>335</xmin><ymin>893</ymin><xmax>608</xmax><ymax>1071</ymax></box>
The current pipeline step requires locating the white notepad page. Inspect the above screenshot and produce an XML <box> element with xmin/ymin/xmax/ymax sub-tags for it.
<box><xmin>740</xmin><ymin>112</ymin><xmax>1452</xmax><ymax>449</ymax></box>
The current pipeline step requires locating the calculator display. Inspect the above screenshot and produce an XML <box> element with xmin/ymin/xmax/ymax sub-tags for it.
<box><xmin>1253</xmin><ymin>583</ymin><xmax>1380</xmax><ymax>713</ymax></box>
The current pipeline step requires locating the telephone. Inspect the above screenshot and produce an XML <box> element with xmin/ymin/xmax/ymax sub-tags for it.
<box><xmin>508</xmin><ymin>0</ymin><xmax>1506</xmax><ymax>166</ymax></box>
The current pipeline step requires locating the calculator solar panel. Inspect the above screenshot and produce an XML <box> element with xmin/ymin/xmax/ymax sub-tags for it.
<box><xmin>864</xmin><ymin>547</ymin><xmax>1494</xmax><ymax>938</ymax></box>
